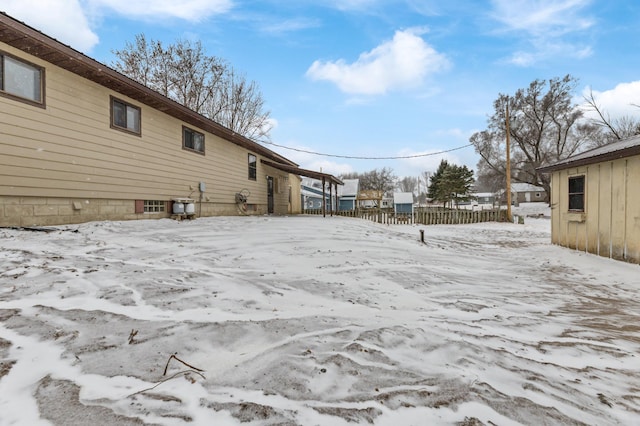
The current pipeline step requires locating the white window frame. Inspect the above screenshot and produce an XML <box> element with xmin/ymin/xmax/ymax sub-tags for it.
<box><xmin>144</xmin><ymin>200</ymin><xmax>165</xmax><ymax>213</ymax></box>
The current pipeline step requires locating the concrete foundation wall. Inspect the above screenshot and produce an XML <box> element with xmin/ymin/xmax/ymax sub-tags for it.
<box><xmin>0</xmin><ymin>196</ymin><xmax>269</xmax><ymax>227</ymax></box>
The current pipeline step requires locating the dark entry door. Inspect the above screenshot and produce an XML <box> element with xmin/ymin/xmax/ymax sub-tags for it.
<box><xmin>267</xmin><ymin>176</ymin><xmax>274</xmax><ymax>214</ymax></box>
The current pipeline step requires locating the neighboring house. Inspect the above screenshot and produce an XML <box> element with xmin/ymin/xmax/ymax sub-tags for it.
<box><xmin>357</xmin><ymin>190</ymin><xmax>383</xmax><ymax>209</ymax></box>
<box><xmin>393</xmin><ymin>192</ymin><xmax>414</xmax><ymax>215</ymax></box>
<box><xmin>510</xmin><ymin>183</ymin><xmax>546</xmax><ymax>204</ymax></box>
<box><xmin>301</xmin><ymin>188</ymin><xmax>325</xmax><ymax>210</ymax></box>
<box><xmin>381</xmin><ymin>197</ymin><xmax>393</xmax><ymax>209</ymax></box>
<box><xmin>301</xmin><ymin>178</ymin><xmax>334</xmax><ymax>210</ymax></box>
<box><xmin>0</xmin><ymin>13</ymin><xmax>340</xmax><ymax>227</ymax></box>
<box><xmin>475</xmin><ymin>192</ymin><xmax>497</xmax><ymax>209</ymax></box>
<box><xmin>338</xmin><ymin>179</ymin><xmax>358</xmax><ymax>211</ymax></box>
<box><xmin>538</xmin><ymin>135</ymin><xmax>640</xmax><ymax>264</ymax></box>
<box><xmin>457</xmin><ymin>192</ymin><xmax>496</xmax><ymax>211</ymax></box>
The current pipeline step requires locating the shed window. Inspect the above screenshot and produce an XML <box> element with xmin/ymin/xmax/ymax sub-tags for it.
<box><xmin>0</xmin><ymin>52</ymin><xmax>44</xmax><ymax>105</ymax></box>
<box><xmin>568</xmin><ymin>176</ymin><xmax>585</xmax><ymax>212</ymax></box>
<box><xmin>111</xmin><ymin>97</ymin><xmax>141</xmax><ymax>135</ymax></box>
<box><xmin>248</xmin><ymin>153</ymin><xmax>257</xmax><ymax>180</ymax></box>
<box><xmin>183</xmin><ymin>126</ymin><xmax>205</xmax><ymax>154</ymax></box>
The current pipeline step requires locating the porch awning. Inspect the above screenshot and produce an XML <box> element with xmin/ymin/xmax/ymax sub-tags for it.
<box><xmin>261</xmin><ymin>159</ymin><xmax>343</xmax><ymax>186</ymax></box>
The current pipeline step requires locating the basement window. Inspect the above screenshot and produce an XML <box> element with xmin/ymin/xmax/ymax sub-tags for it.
<box><xmin>144</xmin><ymin>200</ymin><xmax>165</xmax><ymax>213</ymax></box>
<box><xmin>568</xmin><ymin>176</ymin><xmax>585</xmax><ymax>212</ymax></box>
<box><xmin>0</xmin><ymin>52</ymin><xmax>44</xmax><ymax>106</ymax></box>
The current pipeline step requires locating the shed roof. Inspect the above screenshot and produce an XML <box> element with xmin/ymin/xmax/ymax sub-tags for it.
<box><xmin>511</xmin><ymin>183</ymin><xmax>545</xmax><ymax>193</ymax></box>
<box><xmin>393</xmin><ymin>192</ymin><xmax>414</xmax><ymax>204</ymax></box>
<box><xmin>339</xmin><ymin>179</ymin><xmax>359</xmax><ymax>197</ymax></box>
<box><xmin>261</xmin><ymin>160</ymin><xmax>343</xmax><ymax>186</ymax></box>
<box><xmin>538</xmin><ymin>134</ymin><xmax>640</xmax><ymax>173</ymax></box>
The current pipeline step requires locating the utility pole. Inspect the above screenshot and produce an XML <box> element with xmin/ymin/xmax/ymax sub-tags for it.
<box><xmin>505</xmin><ymin>100</ymin><xmax>512</xmax><ymax>222</ymax></box>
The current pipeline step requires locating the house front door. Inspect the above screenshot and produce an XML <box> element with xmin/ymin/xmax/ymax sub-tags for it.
<box><xmin>267</xmin><ymin>176</ymin><xmax>274</xmax><ymax>214</ymax></box>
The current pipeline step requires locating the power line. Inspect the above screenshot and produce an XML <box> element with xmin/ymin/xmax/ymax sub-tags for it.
<box><xmin>258</xmin><ymin>140</ymin><xmax>474</xmax><ymax>160</ymax></box>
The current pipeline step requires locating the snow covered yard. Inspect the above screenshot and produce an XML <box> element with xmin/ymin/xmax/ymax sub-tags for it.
<box><xmin>0</xmin><ymin>214</ymin><xmax>638</xmax><ymax>426</ymax></box>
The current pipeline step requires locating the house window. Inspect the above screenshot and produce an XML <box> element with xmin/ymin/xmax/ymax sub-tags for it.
<box><xmin>248</xmin><ymin>153</ymin><xmax>257</xmax><ymax>180</ymax></box>
<box><xmin>111</xmin><ymin>96</ymin><xmax>141</xmax><ymax>134</ymax></box>
<box><xmin>0</xmin><ymin>52</ymin><xmax>44</xmax><ymax>106</ymax></box>
<box><xmin>568</xmin><ymin>176</ymin><xmax>585</xmax><ymax>212</ymax></box>
<box><xmin>183</xmin><ymin>126</ymin><xmax>205</xmax><ymax>154</ymax></box>
<box><xmin>144</xmin><ymin>200</ymin><xmax>165</xmax><ymax>213</ymax></box>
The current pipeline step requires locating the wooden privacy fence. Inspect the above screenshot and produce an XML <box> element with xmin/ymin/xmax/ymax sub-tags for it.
<box><xmin>304</xmin><ymin>208</ymin><xmax>507</xmax><ymax>225</ymax></box>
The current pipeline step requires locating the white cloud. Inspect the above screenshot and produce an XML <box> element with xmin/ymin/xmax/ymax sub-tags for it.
<box><xmin>3</xmin><ymin>0</ymin><xmax>100</xmax><ymax>52</ymax></box>
<box><xmin>2</xmin><ymin>0</ymin><xmax>233</xmax><ymax>53</ymax></box>
<box><xmin>86</xmin><ymin>0</ymin><xmax>232</xmax><ymax>21</ymax></box>
<box><xmin>302</xmin><ymin>159</ymin><xmax>354</xmax><ymax>177</ymax></box>
<box><xmin>491</xmin><ymin>0</ymin><xmax>593</xmax><ymax>37</ymax></box>
<box><xmin>306</xmin><ymin>28</ymin><xmax>449</xmax><ymax>95</ymax></box>
<box><xmin>580</xmin><ymin>81</ymin><xmax>640</xmax><ymax>120</ymax></box>
<box><xmin>259</xmin><ymin>140</ymin><xmax>353</xmax><ymax>176</ymax></box>
<box><xmin>397</xmin><ymin>149</ymin><xmax>461</xmax><ymax>174</ymax></box>
<box><xmin>490</xmin><ymin>0</ymin><xmax>594</xmax><ymax>66</ymax></box>
<box><xmin>508</xmin><ymin>41</ymin><xmax>593</xmax><ymax>67</ymax></box>
<box><xmin>326</xmin><ymin>0</ymin><xmax>379</xmax><ymax>12</ymax></box>
<box><xmin>258</xmin><ymin>17</ymin><xmax>321</xmax><ymax>35</ymax></box>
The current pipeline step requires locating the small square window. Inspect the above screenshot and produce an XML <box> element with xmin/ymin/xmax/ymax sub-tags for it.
<box><xmin>248</xmin><ymin>153</ymin><xmax>257</xmax><ymax>180</ymax></box>
<box><xmin>111</xmin><ymin>96</ymin><xmax>141</xmax><ymax>135</ymax></box>
<box><xmin>143</xmin><ymin>200</ymin><xmax>165</xmax><ymax>213</ymax></box>
<box><xmin>0</xmin><ymin>52</ymin><xmax>44</xmax><ymax>106</ymax></box>
<box><xmin>183</xmin><ymin>126</ymin><xmax>205</xmax><ymax>154</ymax></box>
<box><xmin>568</xmin><ymin>176</ymin><xmax>585</xmax><ymax>212</ymax></box>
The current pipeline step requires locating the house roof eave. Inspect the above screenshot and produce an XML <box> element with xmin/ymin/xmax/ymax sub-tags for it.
<box><xmin>0</xmin><ymin>12</ymin><xmax>297</xmax><ymax>168</ymax></box>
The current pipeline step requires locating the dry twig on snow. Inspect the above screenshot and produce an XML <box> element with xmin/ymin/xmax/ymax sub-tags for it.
<box><xmin>163</xmin><ymin>353</ymin><xmax>204</xmax><ymax>375</ymax></box>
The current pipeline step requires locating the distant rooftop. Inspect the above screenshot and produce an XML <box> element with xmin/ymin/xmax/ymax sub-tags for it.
<box><xmin>393</xmin><ymin>192</ymin><xmax>414</xmax><ymax>204</ymax></box>
<box><xmin>339</xmin><ymin>179</ymin><xmax>359</xmax><ymax>197</ymax></box>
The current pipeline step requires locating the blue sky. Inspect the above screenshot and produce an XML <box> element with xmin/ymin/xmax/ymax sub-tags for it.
<box><xmin>4</xmin><ymin>0</ymin><xmax>640</xmax><ymax>179</ymax></box>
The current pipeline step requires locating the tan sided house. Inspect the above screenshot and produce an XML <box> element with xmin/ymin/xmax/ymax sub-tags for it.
<box><xmin>538</xmin><ymin>135</ymin><xmax>640</xmax><ymax>264</ymax></box>
<box><xmin>0</xmin><ymin>13</ymin><xmax>341</xmax><ymax>227</ymax></box>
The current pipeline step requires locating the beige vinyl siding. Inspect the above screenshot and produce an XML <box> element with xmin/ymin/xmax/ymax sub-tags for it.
<box><xmin>0</xmin><ymin>42</ymin><xmax>287</xmax><ymax>214</ymax></box>
<box><xmin>550</xmin><ymin>155</ymin><xmax>640</xmax><ymax>264</ymax></box>
<box><xmin>289</xmin><ymin>174</ymin><xmax>302</xmax><ymax>214</ymax></box>
<box><xmin>625</xmin><ymin>156</ymin><xmax>640</xmax><ymax>261</ymax></box>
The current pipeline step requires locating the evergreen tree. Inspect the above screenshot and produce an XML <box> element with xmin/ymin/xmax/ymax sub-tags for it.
<box><xmin>427</xmin><ymin>160</ymin><xmax>474</xmax><ymax>208</ymax></box>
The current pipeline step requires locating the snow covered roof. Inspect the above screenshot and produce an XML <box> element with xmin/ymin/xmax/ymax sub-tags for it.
<box><xmin>393</xmin><ymin>192</ymin><xmax>414</xmax><ymax>204</ymax></box>
<box><xmin>339</xmin><ymin>179</ymin><xmax>359</xmax><ymax>197</ymax></box>
<box><xmin>538</xmin><ymin>134</ymin><xmax>640</xmax><ymax>173</ymax></box>
<box><xmin>511</xmin><ymin>183</ymin><xmax>545</xmax><ymax>193</ymax></box>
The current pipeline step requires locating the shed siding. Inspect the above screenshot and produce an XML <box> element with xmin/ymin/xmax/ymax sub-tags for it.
<box><xmin>626</xmin><ymin>156</ymin><xmax>640</xmax><ymax>261</ymax></box>
<box><xmin>550</xmin><ymin>154</ymin><xmax>640</xmax><ymax>264</ymax></box>
<box><xmin>610</xmin><ymin>162</ymin><xmax>626</xmax><ymax>260</ymax></box>
<box><xmin>1</xmin><ymin>42</ymin><xmax>293</xmax><ymax>225</ymax></box>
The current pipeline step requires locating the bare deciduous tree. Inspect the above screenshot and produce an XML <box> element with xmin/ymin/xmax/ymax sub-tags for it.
<box><xmin>396</xmin><ymin>176</ymin><xmax>417</xmax><ymax>193</ymax></box>
<box><xmin>470</xmin><ymin>75</ymin><xmax>594</xmax><ymax>198</ymax></box>
<box><xmin>341</xmin><ymin>168</ymin><xmax>397</xmax><ymax>197</ymax></box>
<box><xmin>112</xmin><ymin>35</ymin><xmax>272</xmax><ymax>141</ymax></box>
<box><xmin>206</xmin><ymin>68</ymin><xmax>273</xmax><ymax>141</ymax></box>
<box><xmin>583</xmin><ymin>89</ymin><xmax>640</xmax><ymax>144</ymax></box>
